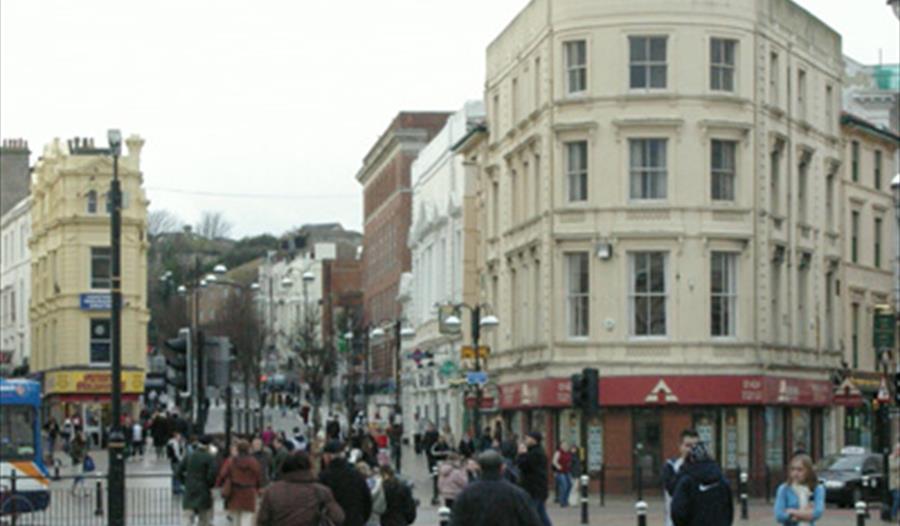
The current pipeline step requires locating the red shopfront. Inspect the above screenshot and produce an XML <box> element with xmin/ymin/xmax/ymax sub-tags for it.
<box><xmin>495</xmin><ymin>374</ymin><xmax>834</xmax><ymax>495</ymax></box>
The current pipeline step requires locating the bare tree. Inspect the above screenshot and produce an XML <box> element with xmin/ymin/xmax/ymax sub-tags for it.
<box><xmin>291</xmin><ymin>300</ymin><xmax>335</xmax><ymax>434</ymax></box>
<box><xmin>195</xmin><ymin>211</ymin><xmax>233</xmax><ymax>240</ymax></box>
<box><xmin>214</xmin><ymin>287</ymin><xmax>265</xmax><ymax>427</ymax></box>
<box><xmin>147</xmin><ymin>209</ymin><xmax>183</xmax><ymax>237</ymax></box>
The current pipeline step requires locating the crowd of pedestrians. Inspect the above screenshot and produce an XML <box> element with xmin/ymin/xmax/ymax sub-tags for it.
<box><xmin>43</xmin><ymin>406</ymin><xmax>900</xmax><ymax>526</ymax></box>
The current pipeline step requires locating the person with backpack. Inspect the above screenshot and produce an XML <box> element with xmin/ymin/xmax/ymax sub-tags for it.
<box><xmin>318</xmin><ymin>440</ymin><xmax>372</xmax><ymax>526</ymax></box>
<box><xmin>773</xmin><ymin>453</ymin><xmax>825</xmax><ymax>526</ymax></box>
<box><xmin>663</xmin><ymin>429</ymin><xmax>700</xmax><ymax>526</ymax></box>
<box><xmin>256</xmin><ymin>452</ymin><xmax>345</xmax><ymax>526</ymax></box>
<box><xmin>379</xmin><ymin>465</ymin><xmax>417</xmax><ymax>526</ymax></box>
<box><xmin>670</xmin><ymin>443</ymin><xmax>733</xmax><ymax>526</ymax></box>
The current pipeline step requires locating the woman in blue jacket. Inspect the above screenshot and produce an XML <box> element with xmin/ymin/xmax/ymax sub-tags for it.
<box><xmin>774</xmin><ymin>454</ymin><xmax>825</xmax><ymax>525</ymax></box>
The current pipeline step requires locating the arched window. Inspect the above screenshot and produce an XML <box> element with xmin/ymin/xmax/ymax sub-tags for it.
<box><xmin>86</xmin><ymin>190</ymin><xmax>97</xmax><ymax>214</ymax></box>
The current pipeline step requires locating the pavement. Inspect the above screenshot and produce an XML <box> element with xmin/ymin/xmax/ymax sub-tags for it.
<box><xmin>38</xmin><ymin>410</ymin><xmax>893</xmax><ymax>525</ymax></box>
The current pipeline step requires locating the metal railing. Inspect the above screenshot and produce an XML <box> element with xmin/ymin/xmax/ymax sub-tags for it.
<box><xmin>1</xmin><ymin>471</ymin><xmax>181</xmax><ymax>526</ymax></box>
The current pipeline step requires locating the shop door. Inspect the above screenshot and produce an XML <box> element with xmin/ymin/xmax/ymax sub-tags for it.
<box><xmin>632</xmin><ymin>408</ymin><xmax>662</xmax><ymax>490</ymax></box>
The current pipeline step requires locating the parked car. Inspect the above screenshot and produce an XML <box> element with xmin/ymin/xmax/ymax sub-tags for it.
<box><xmin>817</xmin><ymin>447</ymin><xmax>884</xmax><ymax>507</ymax></box>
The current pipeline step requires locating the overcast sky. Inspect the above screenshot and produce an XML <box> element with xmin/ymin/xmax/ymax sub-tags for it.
<box><xmin>2</xmin><ymin>1</ymin><xmax>898</xmax><ymax>238</ymax></box>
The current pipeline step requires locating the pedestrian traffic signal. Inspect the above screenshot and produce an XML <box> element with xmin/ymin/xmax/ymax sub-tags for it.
<box><xmin>894</xmin><ymin>372</ymin><xmax>900</xmax><ymax>405</ymax></box>
<box><xmin>163</xmin><ymin>328</ymin><xmax>191</xmax><ymax>394</ymax></box>
<box><xmin>571</xmin><ymin>368</ymin><xmax>599</xmax><ymax>412</ymax></box>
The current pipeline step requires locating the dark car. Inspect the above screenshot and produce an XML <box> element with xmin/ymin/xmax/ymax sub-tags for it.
<box><xmin>817</xmin><ymin>448</ymin><xmax>884</xmax><ymax>507</ymax></box>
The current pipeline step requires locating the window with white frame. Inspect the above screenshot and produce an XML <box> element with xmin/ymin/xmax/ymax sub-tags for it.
<box><xmin>629</xmin><ymin>36</ymin><xmax>667</xmax><ymax>89</ymax></box>
<box><xmin>630</xmin><ymin>252</ymin><xmax>667</xmax><ymax>336</ymax></box>
<box><xmin>565</xmin><ymin>141</ymin><xmax>588</xmax><ymax>202</ymax></box>
<box><xmin>710</xmin><ymin>252</ymin><xmax>737</xmax><ymax>337</ymax></box>
<box><xmin>710</xmin><ymin>38</ymin><xmax>736</xmax><ymax>91</ymax></box>
<box><xmin>90</xmin><ymin>318</ymin><xmax>111</xmax><ymax>364</ymax></box>
<box><xmin>629</xmin><ymin>139</ymin><xmax>667</xmax><ymax>199</ymax></box>
<box><xmin>711</xmin><ymin>140</ymin><xmax>736</xmax><ymax>201</ymax></box>
<box><xmin>564</xmin><ymin>40</ymin><xmax>587</xmax><ymax>94</ymax></box>
<box><xmin>565</xmin><ymin>252</ymin><xmax>589</xmax><ymax>337</ymax></box>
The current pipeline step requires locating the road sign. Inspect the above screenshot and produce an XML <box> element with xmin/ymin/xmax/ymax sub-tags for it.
<box><xmin>461</xmin><ymin>346</ymin><xmax>490</xmax><ymax>360</ymax></box>
<box><xmin>466</xmin><ymin>371</ymin><xmax>488</xmax><ymax>385</ymax></box>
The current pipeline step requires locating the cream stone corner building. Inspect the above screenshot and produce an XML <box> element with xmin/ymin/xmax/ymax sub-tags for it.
<box><xmin>473</xmin><ymin>0</ymin><xmax>859</xmax><ymax>488</ymax></box>
<box><xmin>30</xmin><ymin>136</ymin><xmax>150</xmax><ymax>433</ymax></box>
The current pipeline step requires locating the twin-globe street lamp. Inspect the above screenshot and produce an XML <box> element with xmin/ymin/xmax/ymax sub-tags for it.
<box><xmin>442</xmin><ymin>305</ymin><xmax>499</xmax><ymax>445</ymax></box>
<box><xmin>369</xmin><ymin>320</ymin><xmax>415</xmax><ymax>473</ymax></box>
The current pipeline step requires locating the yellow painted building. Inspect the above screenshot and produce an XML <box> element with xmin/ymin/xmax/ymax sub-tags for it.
<box><xmin>30</xmin><ymin>135</ymin><xmax>149</xmax><ymax>433</ymax></box>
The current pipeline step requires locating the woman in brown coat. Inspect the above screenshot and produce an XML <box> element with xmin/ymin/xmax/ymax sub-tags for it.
<box><xmin>256</xmin><ymin>452</ymin><xmax>345</xmax><ymax>526</ymax></box>
<box><xmin>219</xmin><ymin>440</ymin><xmax>264</xmax><ymax>526</ymax></box>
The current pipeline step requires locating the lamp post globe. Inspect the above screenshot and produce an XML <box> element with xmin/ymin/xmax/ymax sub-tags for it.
<box><xmin>302</xmin><ymin>270</ymin><xmax>315</xmax><ymax>283</ymax></box>
<box><xmin>444</xmin><ymin>314</ymin><xmax>462</xmax><ymax>331</ymax></box>
<box><xmin>479</xmin><ymin>314</ymin><xmax>500</xmax><ymax>329</ymax></box>
<box><xmin>213</xmin><ymin>264</ymin><xmax>228</xmax><ymax>275</ymax></box>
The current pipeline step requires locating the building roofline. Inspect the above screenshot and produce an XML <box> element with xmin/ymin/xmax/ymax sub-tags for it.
<box><xmin>840</xmin><ymin>112</ymin><xmax>900</xmax><ymax>144</ymax></box>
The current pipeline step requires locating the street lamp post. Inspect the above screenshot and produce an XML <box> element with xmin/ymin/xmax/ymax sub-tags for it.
<box><xmin>370</xmin><ymin>319</ymin><xmax>415</xmax><ymax>473</ymax></box>
<box><xmin>443</xmin><ymin>304</ymin><xmax>499</xmax><ymax>446</ymax></box>
<box><xmin>70</xmin><ymin>131</ymin><xmax>125</xmax><ymax>525</ymax></box>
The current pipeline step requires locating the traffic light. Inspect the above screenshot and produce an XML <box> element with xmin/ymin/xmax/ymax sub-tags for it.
<box><xmin>163</xmin><ymin>328</ymin><xmax>192</xmax><ymax>397</ymax></box>
<box><xmin>894</xmin><ymin>373</ymin><xmax>900</xmax><ymax>405</ymax></box>
<box><xmin>571</xmin><ymin>368</ymin><xmax>599</xmax><ymax>412</ymax></box>
<box><xmin>582</xmin><ymin>367</ymin><xmax>599</xmax><ymax>412</ymax></box>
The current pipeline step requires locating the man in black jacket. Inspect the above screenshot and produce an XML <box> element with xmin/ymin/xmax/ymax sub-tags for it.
<box><xmin>319</xmin><ymin>440</ymin><xmax>373</xmax><ymax>526</ymax></box>
<box><xmin>670</xmin><ymin>443</ymin><xmax>733</xmax><ymax>526</ymax></box>
<box><xmin>516</xmin><ymin>431</ymin><xmax>551</xmax><ymax>526</ymax></box>
<box><xmin>451</xmin><ymin>450</ymin><xmax>541</xmax><ymax>526</ymax></box>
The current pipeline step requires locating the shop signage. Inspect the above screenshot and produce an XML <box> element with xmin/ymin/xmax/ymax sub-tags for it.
<box><xmin>497</xmin><ymin>375</ymin><xmax>833</xmax><ymax>410</ymax></box>
<box><xmin>79</xmin><ymin>293</ymin><xmax>111</xmax><ymax>311</ymax></box>
<box><xmin>873</xmin><ymin>312</ymin><xmax>895</xmax><ymax>349</ymax></box>
<box><xmin>45</xmin><ymin>370</ymin><xmax>145</xmax><ymax>395</ymax></box>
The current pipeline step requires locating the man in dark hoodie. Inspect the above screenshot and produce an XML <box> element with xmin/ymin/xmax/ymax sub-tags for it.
<box><xmin>319</xmin><ymin>440</ymin><xmax>373</xmax><ymax>526</ymax></box>
<box><xmin>516</xmin><ymin>431</ymin><xmax>551</xmax><ymax>526</ymax></box>
<box><xmin>670</xmin><ymin>443</ymin><xmax>733</xmax><ymax>526</ymax></box>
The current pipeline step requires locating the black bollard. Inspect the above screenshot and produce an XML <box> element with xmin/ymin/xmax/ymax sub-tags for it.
<box><xmin>95</xmin><ymin>478</ymin><xmax>104</xmax><ymax>516</ymax></box>
<box><xmin>635</xmin><ymin>500</ymin><xmax>648</xmax><ymax>526</ymax></box>
<box><xmin>600</xmin><ymin>466</ymin><xmax>606</xmax><ymax>507</ymax></box>
<box><xmin>739</xmin><ymin>469</ymin><xmax>749</xmax><ymax>520</ymax></box>
<box><xmin>53</xmin><ymin>459</ymin><xmax>60</xmax><ymax>481</ymax></box>
<box><xmin>764</xmin><ymin>464</ymin><xmax>771</xmax><ymax>503</ymax></box>
<box><xmin>431</xmin><ymin>465</ymin><xmax>440</xmax><ymax>506</ymax></box>
<box><xmin>580</xmin><ymin>474</ymin><xmax>589</xmax><ymax>524</ymax></box>
<box><xmin>856</xmin><ymin>500</ymin><xmax>867</xmax><ymax>526</ymax></box>
<box><xmin>10</xmin><ymin>469</ymin><xmax>17</xmax><ymax>525</ymax></box>
<box><xmin>438</xmin><ymin>506</ymin><xmax>451</xmax><ymax>526</ymax></box>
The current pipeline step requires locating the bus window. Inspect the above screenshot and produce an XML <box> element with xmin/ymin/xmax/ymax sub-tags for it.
<box><xmin>0</xmin><ymin>405</ymin><xmax>36</xmax><ymax>461</ymax></box>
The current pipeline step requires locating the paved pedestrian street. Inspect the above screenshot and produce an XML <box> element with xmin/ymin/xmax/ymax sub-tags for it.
<box><xmin>36</xmin><ymin>443</ymin><xmax>883</xmax><ymax>526</ymax></box>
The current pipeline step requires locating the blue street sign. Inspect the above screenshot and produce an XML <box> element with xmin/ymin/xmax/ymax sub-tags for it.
<box><xmin>80</xmin><ymin>293</ymin><xmax>111</xmax><ymax>311</ymax></box>
<box><xmin>466</xmin><ymin>372</ymin><xmax>488</xmax><ymax>385</ymax></box>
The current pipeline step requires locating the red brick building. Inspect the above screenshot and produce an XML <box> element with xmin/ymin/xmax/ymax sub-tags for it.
<box><xmin>356</xmin><ymin>112</ymin><xmax>450</xmax><ymax>388</ymax></box>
